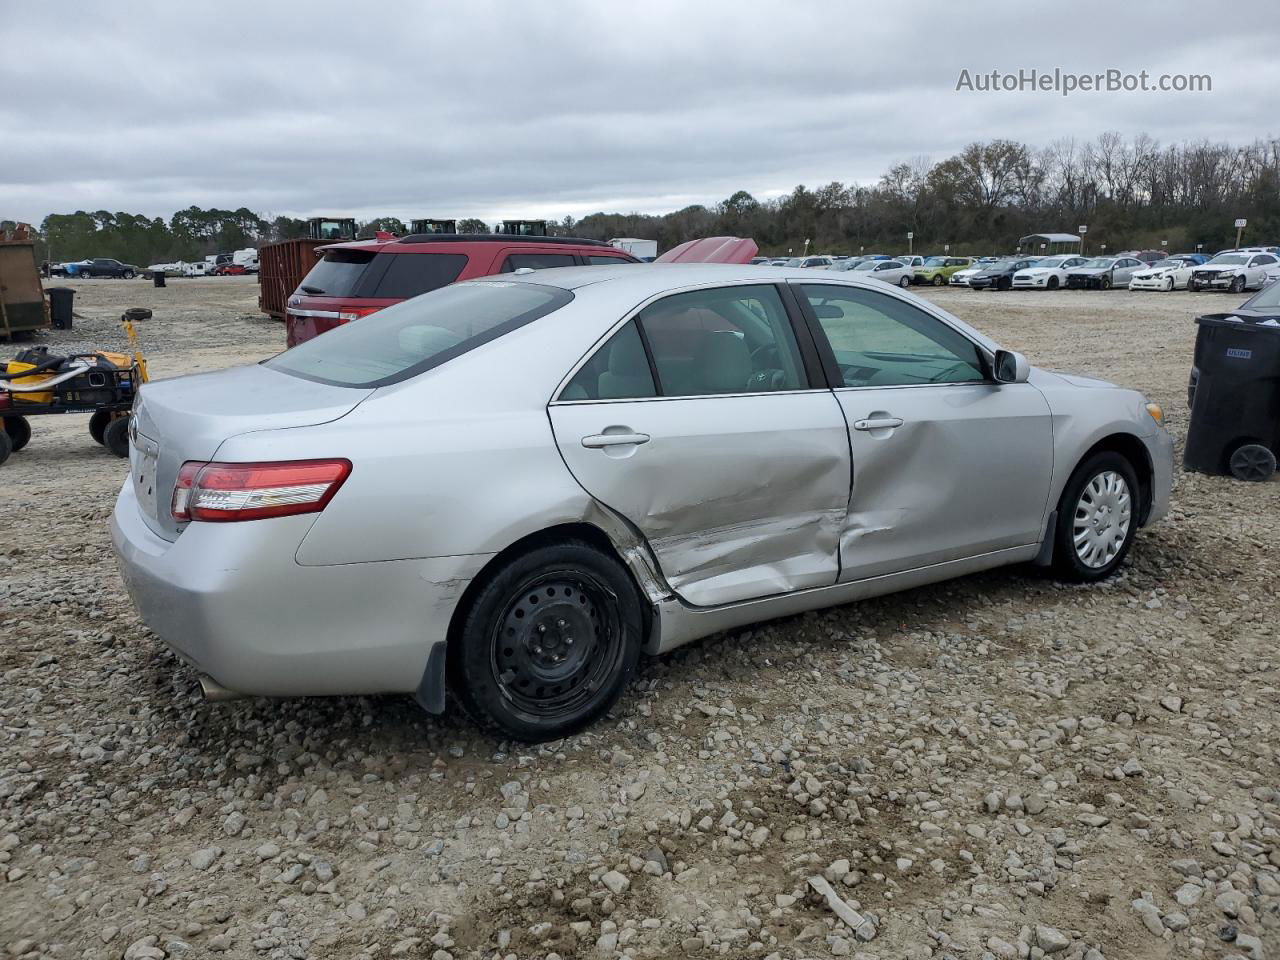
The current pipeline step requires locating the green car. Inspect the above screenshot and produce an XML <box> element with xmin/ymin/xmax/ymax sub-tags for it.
<box><xmin>913</xmin><ymin>256</ymin><xmax>975</xmax><ymax>286</ymax></box>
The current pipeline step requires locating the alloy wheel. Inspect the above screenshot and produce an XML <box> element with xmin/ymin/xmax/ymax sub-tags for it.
<box><xmin>1072</xmin><ymin>470</ymin><xmax>1132</xmax><ymax>568</ymax></box>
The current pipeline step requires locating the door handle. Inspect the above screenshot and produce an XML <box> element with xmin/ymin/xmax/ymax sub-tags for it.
<box><xmin>582</xmin><ymin>431</ymin><xmax>651</xmax><ymax>448</ymax></box>
<box><xmin>852</xmin><ymin>417</ymin><xmax>904</xmax><ymax>431</ymax></box>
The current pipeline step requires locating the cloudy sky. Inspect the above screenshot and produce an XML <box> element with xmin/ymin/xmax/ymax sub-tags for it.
<box><xmin>1</xmin><ymin>1</ymin><xmax>1275</xmax><ymax>226</ymax></box>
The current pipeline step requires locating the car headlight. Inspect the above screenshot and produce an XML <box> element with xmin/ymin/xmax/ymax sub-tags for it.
<box><xmin>1146</xmin><ymin>402</ymin><xmax>1164</xmax><ymax>425</ymax></box>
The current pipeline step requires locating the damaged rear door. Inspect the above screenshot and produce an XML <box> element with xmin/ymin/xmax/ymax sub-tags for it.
<box><xmin>548</xmin><ymin>282</ymin><xmax>850</xmax><ymax>607</ymax></box>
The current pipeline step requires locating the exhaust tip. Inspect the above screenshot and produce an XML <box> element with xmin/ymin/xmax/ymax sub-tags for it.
<box><xmin>198</xmin><ymin>674</ymin><xmax>246</xmax><ymax>702</ymax></box>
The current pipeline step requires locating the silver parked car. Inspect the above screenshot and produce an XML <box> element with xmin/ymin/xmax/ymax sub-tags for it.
<box><xmin>112</xmin><ymin>264</ymin><xmax>1172</xmax><ymax>740</ymax></box>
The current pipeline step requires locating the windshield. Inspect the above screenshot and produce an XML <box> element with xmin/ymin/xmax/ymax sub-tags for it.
<box><xmin>923</xmin><ymin>257</ymin><xmax>946</xmax><ymax>267</ymax></box>
<box><xmin>1079</xmin><ymin>258</ymin><xmax>1113</xmax><ymax>268</ymax></box>
<box><xmin>853</xmin><ymin>261</ymin><xmax>880</xmax><ymax>271</ymax></box>
<box><xmin>1241</xmin><ymin>279</ymin><xmax>1280</xmax><ymax>310</ymax></box>
<box><xmin>1208</xmin><ymin>254</ymin><xmax>1248</xmax><ymax>265</ymax></box>
<box><xmin>1033</xmin><ymin>256</ymin><xmax>1068</xmax><ymax>268</ymax></box>
<box><xmin>784</xmin><ymin>257</ymin><xmax>807</xmax><ymax>267</ymax></box>
<box><xmin>267</xmin><ymin>281</ymin><xmax>573</xmax><ymax>388</ymax></box>
<box><xmin>1149</xmin><ymin>259</ymin><xmax>1182</xmax><ymax>270</ymax></box>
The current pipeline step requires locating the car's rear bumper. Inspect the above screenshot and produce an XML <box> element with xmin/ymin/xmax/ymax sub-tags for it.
<box><xmin>110</xmin><ymin>481</ymin><xmax>490</xmax><ymax>698</ymax></box>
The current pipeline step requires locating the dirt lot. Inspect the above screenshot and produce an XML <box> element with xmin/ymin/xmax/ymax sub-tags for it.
<box><xmin>1</xmin><ymin>276</ymin><xmax>1277</xmax><ymax>960</ymax></box>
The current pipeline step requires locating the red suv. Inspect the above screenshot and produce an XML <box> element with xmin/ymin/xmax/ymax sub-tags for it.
<box><xmin>285</xmin><ymin>234</ymin><xmax>639</xmax><ymax>346</ymax></box>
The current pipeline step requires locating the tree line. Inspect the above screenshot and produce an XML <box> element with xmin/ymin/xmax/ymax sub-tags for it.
<box><xmin>11</xmin><ymin>132</ymin><xmax>1280</xmax><ymax>265</ymax></box>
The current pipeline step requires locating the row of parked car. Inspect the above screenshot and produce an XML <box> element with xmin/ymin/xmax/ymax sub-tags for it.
<box><xmin>752</xmin><ymin>247</ymin><xmax>1280</xmax><ymax>293</ymax></box>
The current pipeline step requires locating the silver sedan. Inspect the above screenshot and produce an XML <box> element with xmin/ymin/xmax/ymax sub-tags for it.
<box><xmin>112</xmin><ymin>264</ymin><xmax>1172</xmax><ymax>740</ymax></box>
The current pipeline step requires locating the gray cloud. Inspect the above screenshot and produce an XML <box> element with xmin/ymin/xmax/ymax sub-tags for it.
<box><xmin>1</xmin><ymin>0</ymin><xmax>1275</xmax><ymax>225</ymax></box>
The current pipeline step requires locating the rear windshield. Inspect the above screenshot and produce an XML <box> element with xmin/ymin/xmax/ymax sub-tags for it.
<box><xmin>298</xmin><ymin>250</ymin><xmax>376</xmax><ymax>297</ymax></box>
<box><xmin>266</xmin><ymin>281</ymin><xmax>573</xmax><ymax>387</ymax></box>
<box><xmin>297</xmin><ymin>250</ymin><xmax>468</xmax><ymax>299</ymax></box>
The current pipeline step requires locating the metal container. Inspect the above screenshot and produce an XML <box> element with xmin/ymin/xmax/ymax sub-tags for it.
<box><xmin>257</xmin><ymin>238</ymin><xmax>325</xmax><ymax>321</ymax></box>
<box><xmin>0</xmin><ymin>240</ymin><xmax>50</xmax><ymax>339</ymax></box>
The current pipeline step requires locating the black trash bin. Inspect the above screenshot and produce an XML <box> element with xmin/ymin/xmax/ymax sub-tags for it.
<box><xmin>1184</xmin><ymin>310</ymin><xmax>1280</xmax><ymax>481</ymax></box>
<box><xmin>46</xmin><ymin>287</ymin><xmax>75</xmax><ymax>330</ymax></box>
<box><xmin>152</xmin><ymin>270</ymin><xmax>166</xmax><ymax>288</ymax></box>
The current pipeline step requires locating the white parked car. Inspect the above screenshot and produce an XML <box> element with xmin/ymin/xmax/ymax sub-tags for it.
<box><xmin>111</xmin><ymin>263</ymin><xmax>1171</xmax><ymax>740</ymax></box>
<box><xmin>1128</xmin><ymin>258</ymin><xmax>1199</xmax><ymax>292</ymax></box>
<box><xmin>895</xmin><ymin>255</ymin><xmax>926</xmax><ymax>270</ymax></box>
<box><xmin>848</xmin><ymin>258</ymin><xmax>914</xmax><ymax>288</ymax></box>
<box><xmin>1188</xmin><ymin>251</ymin><xmax>1280</xmax><ymax>293</ymax></box>
<box><xmin>948</xmin><ymin>265</ymin><xmax>985</xmax><ymax>287</ymax></box>
<box><xmin>1012</xmin><ymin>256</ymin><xmax>1089</xmax><ymax>290</ymax></box>
<box><xmin>784</xmin><ymin>256</ymin><xmax>835</xmax><ymax>269</ymax></box>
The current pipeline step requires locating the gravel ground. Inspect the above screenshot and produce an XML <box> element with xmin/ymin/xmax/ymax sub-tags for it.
<box><xmin>2</xmin><ymin>276</ymin><xmax>1277</xmax><ymax>960</ymax></box>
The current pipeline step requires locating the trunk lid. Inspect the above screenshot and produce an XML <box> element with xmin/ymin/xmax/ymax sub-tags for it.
<box><xmin>129</xmin><ymin>363</ymin><xmax>371</xmax><ymax>540</ymax></box>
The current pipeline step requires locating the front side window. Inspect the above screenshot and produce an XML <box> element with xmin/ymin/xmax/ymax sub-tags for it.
<box><xmin>268</xmin><ymin>281</ymin><xmax>572</xmax><ymax>388</ymax></box>
<box><xmin>800</xmin><ymin>284</ymin><xmax>986</xmax><ymax>388</ymax></box>
<box><xmin>501</xmin><ymin>253</ymin><xmax>577</xmax><ymax>272</ymax></box>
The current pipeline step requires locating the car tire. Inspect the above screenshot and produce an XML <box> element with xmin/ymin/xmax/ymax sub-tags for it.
<box><xmin>1188</xmin><ymin>278</ymin><xmax>1198</xmax><ymax>292</ymax></box>
<box><xmin>931</xmin><ymin>274</ymin><xmax>945</xmax><ymax>286</ymax></box>
<box><xmin>1228</xmin><ymin>443</ymin><xmax>1276</xmax><ymax>482</ymax></box>
<box><xmin>1100</xmin><ymin>274</ymin><xmax>1112</xmax><ymax>290</ymax></box>
<box><xmin>898</xmin><ymin>275</ymin><xmax>911</xmax><ymax>288</ymax></box>
<box><xmin>1047</xmin><ymin>276</ymin><xmax>1059</xmax><ymax>290</ymax></box>
<box><xmin>103</xmin><ymin>415</ymin><xmax>131</xmax><ymax>458</ymax></box>
<box><xmin>123</xmin><ymin>269</ymin><xmax>135</xmax><ymax>279</ymax></box>
<box><xmin>1052</xmin><ymin>451</ymin><xmax>1140</xmax><ymax>582</ymax></box>
<box><xmin>89</xmin><ymin>410</ymin><xmax>111</xmax><ymax>445</ymax></box>
<box><xmin>0</xmin><ymin>429</ymin><xmax>11</xmax><ymax>467</ymax></box>
<box><xmin>999</xmin><ymin>276</ymin><xmax>1011</xmax><ymax>291</ymax></box>
<box><xmin>1230</xmin><ymin>274</ymin><xmax>1246</xmax><ymax>294</ymax></box>
<box><xmin>450</xmin><ymin>540</ymin><xmax>643</xmax><ymax>741</ymax></box>
<box><xmin>3</xmin><ymin>415</ymin><xmax>31</xmax><ymax>452</ymax></box>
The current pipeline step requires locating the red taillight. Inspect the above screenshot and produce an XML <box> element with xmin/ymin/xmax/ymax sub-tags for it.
<box><xmin>170</xmin><ymin>459</ymin><xmax>352</xmax><ymax>523</ymax></box>
<box><xmin>337</xmin><ymin>306</ymin><xmax>383</xmax><ymax>323</ymax></box>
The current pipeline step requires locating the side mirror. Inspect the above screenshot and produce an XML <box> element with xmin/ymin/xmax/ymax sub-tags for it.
<box><xmin>994</xmin><ymin>349</ymin><xmax>1030</xmax><ymax>384</ymax></box>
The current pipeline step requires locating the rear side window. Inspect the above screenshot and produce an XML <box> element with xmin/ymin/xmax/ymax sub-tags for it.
<box><xmin>561</xmin><ymin>321</ymin><xmax>656</xmax><ymax>400</ymax></box>
<box><xmin>370</xmin><ymin>252</ymin><xmax>467</xmax><ymax>299</ymax></box>
<box><xmin>267</xmin><ymin>281</ymin><xmax>572</xmax><ymax>388</ymax></box>
<box><xmin>501</xmin><ymin>253</ymin><xmax>577</xmax><ymax>272</ymax></box>
<box><xmin>298</xmin><ymin>250</ymin><xmax>376</xmax><ymax>297</ymax></box>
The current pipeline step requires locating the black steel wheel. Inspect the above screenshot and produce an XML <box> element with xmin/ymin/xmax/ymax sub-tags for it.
<box><xmin>89</xmin><ymin>410</ymin><xmax>111</xmax><ymax>444</ymax></box>
<box><xmin>0</xmin><ymin>429</ymin><xmax>11</xmax><ymax>466</ymax></box>
<box><xmin>103</xmin><ymin>415</ymin><xmax>130</xmax><ymax>458</ymax></box>
<box><xmin>1228</xmin><ymin>443</ymin><xmax>1276</xmax><ymax>482</ymax></box>
<box><xmin>451</xmin><ymin>541</ymin><xmax>642</xmax><ymax>741</ymax></box>
<box><xmin>3</xmin><ymin>415</ymin><xmax>31</xmax><ymax>452</ymax></box>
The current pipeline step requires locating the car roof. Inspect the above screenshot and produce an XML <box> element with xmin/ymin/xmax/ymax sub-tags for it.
<box><xmin>469</xmin><ymin>262</ymin><xmax>878</xmax><ymax>292</ymax></box>
<box><xmin>318</xmin><ymin>233</ymin><xmax>618</xmax><ymax>254</ymax></box>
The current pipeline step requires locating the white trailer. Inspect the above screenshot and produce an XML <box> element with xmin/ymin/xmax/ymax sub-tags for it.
<box><xmin>609</xmin><ymin>237</ymin><xmax>658</xmax><ymax>261</ymax></box>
